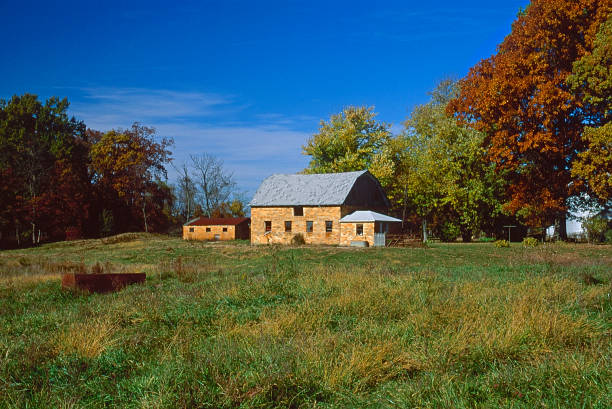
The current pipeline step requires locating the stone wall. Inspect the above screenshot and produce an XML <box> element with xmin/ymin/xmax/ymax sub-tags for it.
<box><xmin>340</xmin><ymin>222</ymin><xmax>375</xmax><ymax>247</ymax></box>
<box><xmin>183</xmin><ymin>225</ymin><xmax>236</xmax><ymax>241</ymax></box>
<box><xmin>251</xmin><ymin>206</ymin><xmax>342</xmax><ymax>245</ymax></box>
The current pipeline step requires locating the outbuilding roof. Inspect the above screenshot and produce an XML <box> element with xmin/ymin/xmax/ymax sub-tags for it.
<box><xmin>339</xmin><ymin>210</ymin><xmax>401</xmax><ymax>223</ymax></box>
<box><xmin>250</xmin><ymin>170</ymin><xmax>388</xmax><ymax>207</ymax></box>
<box><xmin>184</xmin><ymin>217</ymin><xmax>250</xmax><ymax>226</ymax></box>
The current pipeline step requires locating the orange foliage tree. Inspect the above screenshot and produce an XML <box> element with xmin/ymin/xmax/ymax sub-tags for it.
<box><xmin>449</xmin><ymin>0</ymin><xmax>611</xmax><ymax>235</ymax></box>
<box><xmin>90</xmin><ymin>123</ymin><xmax>173</xmax><ymax>233</ymax></box>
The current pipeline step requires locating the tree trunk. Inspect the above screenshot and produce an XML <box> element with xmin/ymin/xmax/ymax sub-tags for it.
<box><xmin>142</xmin><ymin>201</ymin><xmax>148</xmax><ymax>233</ymax></box>
<box><xmin>422</xmin><ymin>218</ymin><xmax>428</xmax><ymax>242</ymax></box>
<box><xmin>557</xmin><ymin>213</ymin><xmax>568</xmax><ymax>241</ymax></box>
<box><xmin>461</xmin><ymin>227</ymin><xmax>472</xmax><ymax>243</ymax></box>
<box><xmin>555</xmin><ymin>213</ymin><xmax>567</xmax><ymax>241</ymax></box>
<box><xmin>16</xmin><ymin>225</ymin><xmax>20</xmax><ymax>246</ymax></box>
<box><xmin>401</xmin><ymin>187</ymin><xmax>408</xmax><ymax>231</ymax></box>
<box><xmin>31</xmin><ymin>222</ymin><xmax>36</xmax><ymax>245</ymax></box>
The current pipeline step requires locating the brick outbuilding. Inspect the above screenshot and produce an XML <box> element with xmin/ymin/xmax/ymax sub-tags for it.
<box><xmin>249</xmin><ymin>170</ymin><xmax>398</xmax><ymax>246</ymax></box>
<box><xmin>183</xmin><ymin>217</ymin><xmax>250</xmax><ymax>241</ymax></box>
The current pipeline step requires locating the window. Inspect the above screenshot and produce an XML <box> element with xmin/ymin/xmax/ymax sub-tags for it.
<box><xmin>223</xmin><ymin>227</ymin><xmax>228</xmax><ymax>232</ymax></box>
<box><xmin>306</xmin><ymin>221</ymin><xmax>313</xmax><ymax>233</ymax></box>
<box><xmin>189</xmin><ymin>227</ymin><xmax>194</xmax><ymax>232</ymax></box>
<box><xmin>206</xmin><ymin>227</ymin><xmax>211</xmax><ymax>232</ymax></box>
<box><xmin>265</xmin><ymin>221</ymin><xmax>272</xmax><ymax>232</ymax></box>
<box><xmin>285</xmin><ymin>221</ymin><xmax>292</xmax><ymax>232</ymax></box>
<box><xmin>356</xmin><ymin>224</ymin><xmax>363</xmax><ymax>236</ymax></box>
<box><xmin>293</xmin><ymin>206</ymin><xmax>303</xmax><ymax>216</ymax></box>
<box><xmin>325</xmin><ymin>220</ymin><xmax>333</xmax><ymax>232</ymax></box>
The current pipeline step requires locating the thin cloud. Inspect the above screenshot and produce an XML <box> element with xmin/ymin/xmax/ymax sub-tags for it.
<box><xmin>71</xmin><ymin>87</ymin><xmax>238</xmax><ymax>130</ymax></box>
<box><xmin>68</xmin><ymin>87</ymin><xmax>314</xmax><ymax>194</ymax></box>
<box><xmin>156</xmin><ymin>122</ymin><xmax>312</xmax><ymax>194</ymax></box>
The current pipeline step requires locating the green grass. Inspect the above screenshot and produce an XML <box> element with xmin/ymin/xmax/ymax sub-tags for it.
<box><xmin>1</xmin><ymin>234</ymin><xmax>611</xmax><ymax>408</ymax></box>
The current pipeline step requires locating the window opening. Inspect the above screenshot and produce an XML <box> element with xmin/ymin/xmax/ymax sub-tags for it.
<box><xmin>356</xmin><ymin>224</ymin><xmax>363</xmax><ymax>236</ymax></box>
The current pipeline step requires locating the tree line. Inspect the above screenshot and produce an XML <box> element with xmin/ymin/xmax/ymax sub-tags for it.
<box><xmin>0</xmin><ymin>95</ymin><xmax>243</xmax><ymax>248</ymax></box>
<box><xmin>303</xmin><ymin>0</ymin><xmax>611</xmax><ymax>241</ymax></box>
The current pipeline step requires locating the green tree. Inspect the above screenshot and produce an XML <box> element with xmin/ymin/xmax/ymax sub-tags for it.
<box><xmin>571</xmin><ymin>124</ymin><xmax>612</xmax><ymax>203</ymax></box>
<box><xmin>401</xmin><ymin>80</ymin><xmax>506</xmax><ymax>241</ymax></box>
<box><xmin>568</xmin><ymin>15</ymin><xmax>612</xmax><ymax>204</ymax></box>
<box><xmin>0</xmin><ymin>94</ymin><xmax>90</xmax><ymax>245</ymax></box>
<box><xmin>302</xmin><ymin>106</ymin><xmax>393</xmax><ymax>183</ymax></box>
<box><xmin>582</xmin><ymin>214</ymin><xmax>609</xmax><ymax>243</ymax></box>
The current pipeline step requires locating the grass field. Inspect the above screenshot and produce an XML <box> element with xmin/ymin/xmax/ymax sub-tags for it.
<box><xmin>0</xmin><ymin>234</ymin><xmax>610</xmax><ymax>408</ymax></box>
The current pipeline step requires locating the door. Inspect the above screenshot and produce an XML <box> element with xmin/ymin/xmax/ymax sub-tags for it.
<box><xmin>374</xmin><ymin>232</ymin><xmax>386</xmax><ymax>247</ymax></box>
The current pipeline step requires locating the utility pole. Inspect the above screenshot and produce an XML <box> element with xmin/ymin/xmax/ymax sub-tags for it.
<box><xmin>503</xmin><ymin>225</ymin><xmax>517</xmax><ymax>243</ymax></box>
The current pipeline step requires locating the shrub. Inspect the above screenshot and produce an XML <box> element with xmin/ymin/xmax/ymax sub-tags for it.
<box><xmin>522</xmin><ymin>237</ymin><xmax>539</xmax><ymax>247</ymax></box>
<box><xmin>291</xmin><ymin>233</ymin><xmax>306</xmax><ymax>245</ymax></box>
<box><xmin>478</xmin><ymin>237</ymin><xmax>495</xmax><ymax>243</ymax></box>
<box><xmin>582</xmin><ymin>215</ymin><xmax>608</xmax><ymax>243</ymax></box>
<box><xmin>605</xmin><ymin>229</ymin><xmax>612</xmax><ymax>244</ymax></box>
<box><xmin>101</xmin><ymin>233</ymin><xmax>144</xmax><ymax>245</ymax></box>
<box><xmin>494</xmin><ymin>239</ymin><xmax>510</xmax><ymax>248</ymax></box>
<box><xmin>438</xmin><ymin>221</ymin><xmax>460</xmax><ymax>242</ymax></box>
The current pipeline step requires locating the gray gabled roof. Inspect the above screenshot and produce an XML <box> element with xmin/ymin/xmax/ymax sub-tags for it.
<box><xmin>250</xmin><ymin>170</ymin><xmax>370</xmax><ymax>206</ymax></box>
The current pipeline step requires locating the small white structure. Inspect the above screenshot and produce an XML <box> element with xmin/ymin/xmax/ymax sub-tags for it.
<box><xmin>339</xmin><ymin>210</ymin><xmax>401</xmax><ymax>247</ymax></box>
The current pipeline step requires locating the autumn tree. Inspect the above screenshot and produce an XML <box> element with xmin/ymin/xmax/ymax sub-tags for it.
<box><xmin>229</xmin><ymin>198</ymin><xmax>246</xmax><ymax>217</ymax></box>
<box><xmin>302</xmin><ymin>106</ymin><xmax>395</xmax><ymax>185</ymax></box>
<box><xmin>208</xmin><ymin>198</ymin><xmax>248</xmax><ymax>218</ymax></box>
<box><xmin>90</xmin><ymin>123</ymin><xmax>173</xmax><ymax>233</ymax></box>
<box><xmin>449</xmin><ymin>0</ymin><xmax>611</xmax><ymax>238</ymax></box>
<box><xmin>0</xmin><ymin>94</ymin><xmax>91</xmax><ymax>245</ymax></box>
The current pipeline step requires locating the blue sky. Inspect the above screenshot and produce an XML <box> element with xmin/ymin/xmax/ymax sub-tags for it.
<box><xmin>0</xmin><ymin>0</ymin><xmax>528</xmax><ymax>197</ymax></box>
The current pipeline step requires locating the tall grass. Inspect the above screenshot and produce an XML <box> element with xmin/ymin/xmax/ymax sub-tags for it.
<box><xmin>0</xmin><ymin>236</ymin><xmax>610</xmax><ymax>408</ymax></box>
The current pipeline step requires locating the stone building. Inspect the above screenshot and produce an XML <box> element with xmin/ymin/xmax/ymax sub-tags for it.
<box><xmin>183</xmin><ymin>217</ymin><xmax>250</xmax><ymax>241</ymax></box>
<box><xmin>249</xmin><ymin>170</ymin><xmax>400</xmax><ymax>246</ymax></box>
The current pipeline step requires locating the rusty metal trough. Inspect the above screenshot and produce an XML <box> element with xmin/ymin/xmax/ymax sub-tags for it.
<box><xmin>62</xmin><ymin>273</ymin><xmax>146</xmax><ymax>294</ymax></box>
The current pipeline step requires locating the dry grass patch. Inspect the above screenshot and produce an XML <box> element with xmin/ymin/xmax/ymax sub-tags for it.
<box><xmin>323</xmin><ymin>342</ymin><xmax>424</xmax><ymax>392</ymax></box>
<box><xmin>55</xmin><ymin>317</ymin><xmax>119</xmax><ymax>359</ymax></box>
